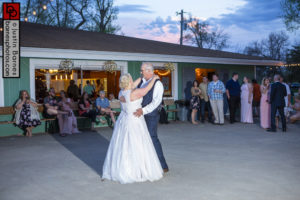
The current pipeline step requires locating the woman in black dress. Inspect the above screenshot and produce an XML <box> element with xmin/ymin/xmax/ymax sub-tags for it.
<box><xmin>190</xmin><ymin>80</ymin><xmax>201</xmax><ymax>124</ymax></box>
<box><xmin>15</xmin><ymin>90</ymin><xmax>41</xmax><ymax>137</ymax></box>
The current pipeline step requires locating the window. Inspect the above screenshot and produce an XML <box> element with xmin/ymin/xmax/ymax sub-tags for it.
<box><xmin>154</xmin><ymin>69</ymin><xmax>172</xmax><ymax>97</ymax></box>
<box><xmin>35</xmin><ymin>69</ymin><xmax>120</xmax><ymax>102</ymax></box>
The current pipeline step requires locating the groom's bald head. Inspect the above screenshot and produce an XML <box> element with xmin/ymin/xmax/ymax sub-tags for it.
<box><xmin>141</xmin><ymin>62</ymin><xmax>154</xmax><ymax>80</ymax></box>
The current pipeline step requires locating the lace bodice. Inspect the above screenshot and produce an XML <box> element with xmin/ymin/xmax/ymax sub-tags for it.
<box><xmin>119</xmin><ymin>90</ymin><xmax>142</xmax><ymax>115</ymax></box>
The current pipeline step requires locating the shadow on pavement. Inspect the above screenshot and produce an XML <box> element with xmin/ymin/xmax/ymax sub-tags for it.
<box><xmin>52</xmin><ymin>131</ymin><xmax>110</xmax><ymax>176</ymax></box>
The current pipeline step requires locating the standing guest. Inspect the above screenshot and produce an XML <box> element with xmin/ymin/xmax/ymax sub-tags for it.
<box><xmin>240</xmin><ymin>77</ymin><xmax>253</xmax><ymax>123</ymax></box>
<box><xmin>79</xmin><ymin>92</ymin><xmax>100</xmax><ymax>130</ymax></box>
<box><xmin>208</xmin><ymin>74</ymin><xmax>226</xmax><ymax>125</ymax></box>
<box><xmin>44</xmin><ymin>88</ymin><xmax>69</xmax><ymax>137</ymax></box>
<box><xmin>84</xmin><ymin>80</ymin><xmax>95</xmax><ymax>98</ymax></box>
<box><xmin>95</xmin><ymin>79</ymin><xmax>104</xmax><ymax>94</ymax></box>
<box><xmin>267</xmin><ymin>74</ymin><xmax>287</xmax><ymax>132</ymax></box>
<box><xmin>260</xmin><ymin>77</ymin><xmax>271</xmax><ymax>129</ymax></box>
<box><xmin>190</xmin><ymin>80</ymin><xmax>201</xmax><ymax>124</ymax></box>
<box><xmin>67</xmin><ymin>80</ymin><xmax>79</xmax><ymax>101</ymax></box>
<box><xmin>252</xmin><ymin>79</ymin><xmax>261</xmax><ymax>117</ymax></box>
<box><xmin>199</xmin><ymin>77</ymin><xmax>213</xmax><ymax>123</ymax></box>
<box><xmin>58</xmin><ymin>91</ymin><xmax>81</xmax><ymax>135</ymax></box>
<box><xmin>226</xmin><ymin>72</ymin><xmax>241</xmax><ymax>123</ymax></box>
<box><xmin>95</xmin><ymin>91</ymin><xmax>117</xmax><ymax>125</ymax></box>
<box><xmin>279</xmin><ymin>76</ymin><xmax>291</xmax><ymax>117</ymax></box>
<box><xmin>14</xmin><ymin>90</ymin><xmax>41</xmax><ymax>137</ymax></box>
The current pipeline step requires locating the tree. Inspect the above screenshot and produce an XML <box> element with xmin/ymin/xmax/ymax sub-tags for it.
<box><xmin>184</xmin><ymin>18</ymin><xmax>229</xmax><ymax>50</ymax></box>
<box><xmin>19</xmin><ymin>0</ymin><xmax>120</xmax><ymax>33</ymax></box>
<box><xmin>286</xmin><ymin>44</ymin><xmax>300</xmax><ymax>82</ymax></box>
<box><xmin>281</xmin><ymin>0</ymin><xmax>300</xmax><ymax>31</ymax></box>
<box><xmin>244</xmin><ymin>31</ymin><xmax>289</xmax><ymax>78</ymax></box>
<box><xmin>243</xmin><ymin>41</ymin><xmax>263</xmax><ymax>57</ymax></box>
<box><xmin>90</xmin><ymin>0</ymin><xmax>120</xmax><ymax>34</ymax></box>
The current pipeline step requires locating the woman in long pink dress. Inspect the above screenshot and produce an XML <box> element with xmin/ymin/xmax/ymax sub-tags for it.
<box><xmin>260</xmin><ymin>77</ymin><xmax>271</xmax><ymax>129</ymax></box>
<box><xmin>241</xmin><ymin>77</ymin><xmax>253</xmax><ymax>123</ymax></box>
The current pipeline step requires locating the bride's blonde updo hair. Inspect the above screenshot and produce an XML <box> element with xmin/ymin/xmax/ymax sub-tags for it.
<box><xmin>119</xmin><ymin>73</ymin><xmax>132</xmax><ymax>89</ymax></box>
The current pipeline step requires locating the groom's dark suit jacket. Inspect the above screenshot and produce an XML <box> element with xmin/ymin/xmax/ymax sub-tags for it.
<box><xmin>269</xmin><ymin>82</ymin><xmax>287</xmax><ymax>107</ymax></box>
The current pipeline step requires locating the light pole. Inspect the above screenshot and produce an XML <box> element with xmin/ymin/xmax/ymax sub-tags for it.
<box><xmin>176</xmin><ymin>9</ymin><xmax>187</xmax><ymax>45</ymax></box>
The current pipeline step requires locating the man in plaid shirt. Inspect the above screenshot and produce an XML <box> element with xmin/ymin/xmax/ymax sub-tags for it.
<box><xmin>208</xmin><ymin>74</ymin><xmax>226</xmax><ymax>124</ymax></box>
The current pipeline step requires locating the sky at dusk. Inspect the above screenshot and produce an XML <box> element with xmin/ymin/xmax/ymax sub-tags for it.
<box><xmin>114</xmin><ymin>0</ymin><xmax>299</xmax><ymax>52</ymax></box>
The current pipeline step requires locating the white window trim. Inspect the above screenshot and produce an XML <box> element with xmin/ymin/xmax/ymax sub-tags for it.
<box><xmin>142</xmin><ymin>62</ymin><xmax>178</xmax><ymax>100</ymax></box>
<box><xmin>0</xmin><ymin>58</ymin><xmax>4</xmax><ymax>106</ymax></box>
<box><xmin>29</xmin><ymin>58</ymin><xmax>128</xmax><ymax>100</ymax></box>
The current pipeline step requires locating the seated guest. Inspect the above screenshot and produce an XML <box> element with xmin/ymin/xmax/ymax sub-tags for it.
<box><xmin>108</xmin><ymin>93</ymin><xmax>116</xmax><ymax>101</ymax></box>
<box><xmin>79</xmin><ymin>92</ymin><xmax>100</xmax><ymax>130</ymax></box>
<box><xmin>14</xmin><ymin>90</ymin><xmax>41</xmax><ymax>137</ymax></box>
<box><xmin>290</xmin><ymin>88</ymin><xmax>300</xmax><ymax>123</ymax></box>
<box><xmin>96</xmin><ymin>91</ymin><xmax>116</xmax><ymax>125</ymax></box>
<box><xmin>58</xmin><ymin>91</ymin><xmax>81</xmax><ymax>135</ymax></box>
<box><xmin>44</xmin><ymin>88</ymin><xmax>69</xmax><ymax>136</ymax></box>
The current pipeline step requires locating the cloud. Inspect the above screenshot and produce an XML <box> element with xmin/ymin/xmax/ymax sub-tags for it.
<box><xmin>143</xmin><ymin>16</ymin><xmax>179</xmax><ymax>35</ymax></box>
<box><xmin>118</xmin><ymin>4</ymin><xmax>153</xmax><ymax>14</ymax></box>
<box><xmin>209</xmin><ymin>0</ymin><xmax>283</xmax><ymax>30</ymax></box>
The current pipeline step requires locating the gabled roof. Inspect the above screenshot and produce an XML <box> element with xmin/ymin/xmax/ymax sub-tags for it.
<box><xmin>0</xmin><ymin>21</ymin><xmax>280</xmax><ymax>64</ymax></box>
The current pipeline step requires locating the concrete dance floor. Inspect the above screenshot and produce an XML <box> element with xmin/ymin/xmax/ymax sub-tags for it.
<box><xmin>1</xmin><ymin>121</ymin><xmax>300</xmax><ymax>200</ymax></box>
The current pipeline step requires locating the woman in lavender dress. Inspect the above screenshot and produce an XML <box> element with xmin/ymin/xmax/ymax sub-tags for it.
<box><xmin>58</xmin><ymin>91</ymin><xmax>81</xmax><ymax>135</ymax></box>
<box><xmin>14</xmin><ymin>90</ymin><xmax>41</xmax><ymax>137</ymax></box>
<box><xmin>240</xmin><ymin>77</ymin><xmax>253</xmax><ymax>123</ymax></box>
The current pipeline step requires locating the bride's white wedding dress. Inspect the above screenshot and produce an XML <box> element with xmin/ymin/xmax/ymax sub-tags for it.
<box><xmin>102</xmin><ymin>89</ymin><xmax>163</xmax><ymax>184</ymax></box>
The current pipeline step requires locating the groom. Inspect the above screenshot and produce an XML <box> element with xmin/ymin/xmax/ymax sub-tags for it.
<box><xmin>134</xmin><ymin>63</ymin><xmax>169</xmax><ymax>173</ymax></box>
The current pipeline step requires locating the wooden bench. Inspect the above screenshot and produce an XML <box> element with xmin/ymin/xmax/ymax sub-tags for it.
<box><xmin>0</xmin><ymin>105</ymin><xmax>57</xmax><ymax>132</ymax></box>
<box><xmin>164</xmin><ymin>99</ymin><xmax>179</xmax><ymax>121</ymax></box>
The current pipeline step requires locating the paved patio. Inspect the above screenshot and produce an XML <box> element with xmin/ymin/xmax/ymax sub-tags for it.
<box><xmin>1</xmin><ymin>121</ymin><xmax>300</xmax><ymax>200</ymax></box>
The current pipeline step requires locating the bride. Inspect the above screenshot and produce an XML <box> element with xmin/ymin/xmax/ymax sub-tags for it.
<box><xmin>102</xmin><ymin>73</ymin><xmax>163</xmax><ymax>184</ymax></box>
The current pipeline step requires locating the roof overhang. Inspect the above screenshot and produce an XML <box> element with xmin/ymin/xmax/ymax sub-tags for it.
<box><xmin>0</xmin><ymin>46</ymin><xmax>284</xmax><ymax>66</ymax></box>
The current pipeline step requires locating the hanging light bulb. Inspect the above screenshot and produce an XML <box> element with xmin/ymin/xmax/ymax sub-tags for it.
<box><xmin>32</xmin><ymin>11</ymin><xmax>37</xmax><ymax>15</ymax></box>
<box><xmin>24</xmin><ymin>17</ymin><xmax>28</xmax><ymax>22</ymax></box>
<box><xmin>43</xmin><ymin>5</ymin><xmax>47</xmax><ymax>10</ymax></box>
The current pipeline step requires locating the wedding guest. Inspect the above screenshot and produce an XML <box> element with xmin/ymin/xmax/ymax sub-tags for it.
<box><xmin>279</xmin><ymin>76</ymin><xmax>291</xmax><ymax>117</ymax></box>
<box><xmin>208</xmin><ymin>74</ymin><xmax>226</xmax><ymax>125</ymax></box>
<box><xmin>190</xmin><ymin>80</ymin><xmax>201</xmax><ymax>124</ymax></box>
<box><xmin>79</xmin><ymin>92</ymin><xmax>100</xmax><ymax>130</ymax></box>
<box><xmin>109</xmin><ymin>93</ymin><xmax>116</xmax><ymax>101</ymax></box>
<box><xmin>260</xmin><ymin>77</ymin><xmax>271</xmax><ymax>129</ymax></box>
<box><xmin>290</xmin><ymin>88</ymin><xmax>300</xmax><ymax>123</ymax></box>
<box><xmin>199</xmin><ymin>77</ymin><xmax>212</xmax><ymax>123</ymax></box>
<box><xmin>95</xmin><ymin>79</ymin><xmax>104</xmax><ymax>94</ymax></box>
<box><xmin>226</xmin><ymin>72</ymin><xmax>241</xmax><ymax>123</ymax></box>
<box><xmin>14</xmin><ymin>90</ymin><xmax>41</xmax><ymax>137</ymax></box>
<box><xmin>95</xmin><ymin>91</ymin><xmax>116</xmax><ymax>125</ymax></box>
<box><xmin>44</xmin><ymin>88</ymin><xmax>69</xmax><ymax>136</ymax></box>
<box><xmin>267</xmin><ymin>74</ymin><xmax>287</xmax><ymax>132</ymax></box>
<box><xmin>67</xmin><ymin>80</ymin><xmax>79</xmax><ymax>101</ymax></box>
<box><xmin>252</xmin><ymin>79</ymin><xmax>261</xmax><ymax>117</ymax></box>
<box><xmin>84</xmin><ymin>80</ymin><xmax>95</xmax><ymax>98</ymax></box>
<box><xmin>58</xmin><ymin>91</ymin><xmax>81</xmax><ymax>135</ymax></box>
<box><xmin>240</xmin><ymin>77</ymin><xmax>253</xmax><ymax>123</ymax></box>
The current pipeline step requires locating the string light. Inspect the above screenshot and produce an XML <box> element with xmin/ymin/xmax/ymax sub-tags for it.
<box><xmin>32</xmin><ymin>11</ymin><xmax>37</xmax><ymax>15</ymax></box>
<box><xmin>0</xmin><ymin>28</ymin><xmax>3</xmax><ymax>32</ymax></box>
<box><xmin>24</xmin><ymin>17</ymin><xmax>28</xmax><ymax>22</ymax></box>
<box><xmin>43</xmin><ymin>5</ymin><xmax>47</xmax><ymax>10</ymax></box>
